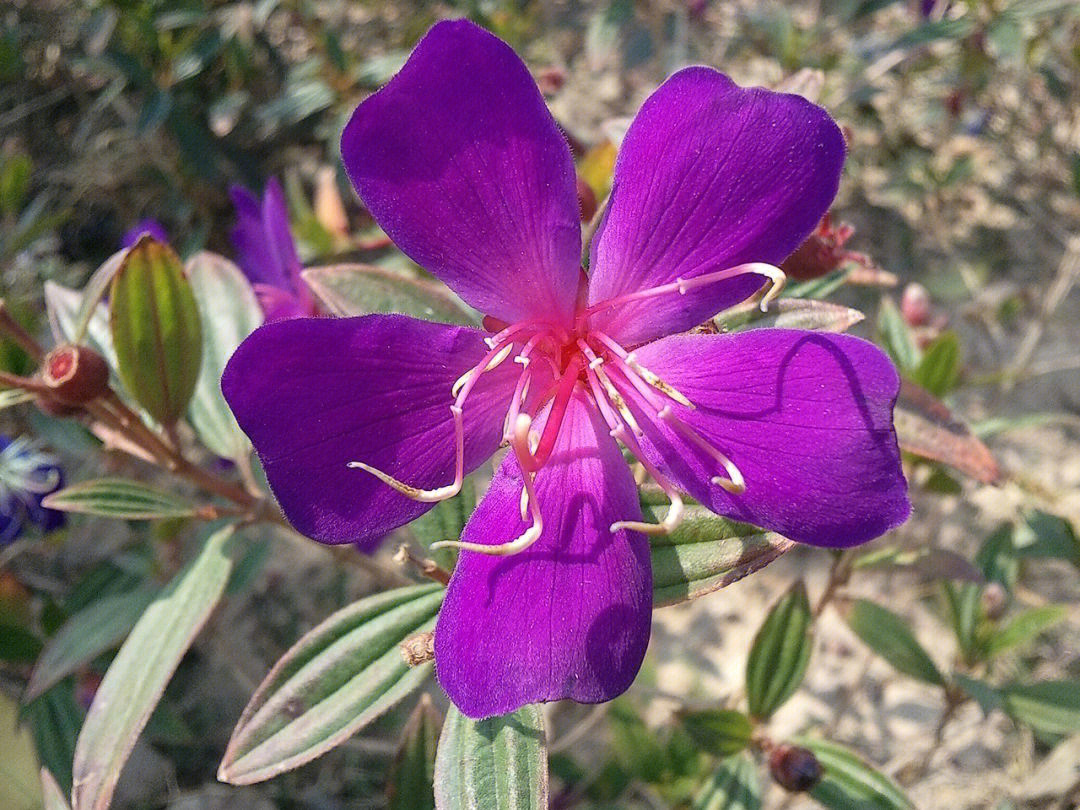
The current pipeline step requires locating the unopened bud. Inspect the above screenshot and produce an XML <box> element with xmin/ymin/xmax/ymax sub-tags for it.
<box><xmin>981</xmin><ymin>582</ymin><xmax>1007</xmax><ymax>621</ymax></box>
<box><xmin>769</xmin><ymin>744</ymin><xmax>823</xmax><ymax>792</ymax></box>
<box><xmin>901</xmin><ymin>283</ymin><xmax>932</xmax><ymax>327</ymax></box>
<box><xmin>577</xmin><ymin>177</ymin><xmax>598</xmax><ymax>223</ymax></box>
<box><xmin>400</xmin><ymin>631</ymin><xmax>435</xmax><ymax>667</ymax></box>
<box><xmin>41</xmin><ymin>345</ymin><xmax>109</xmax><ymax>405</ymax></box>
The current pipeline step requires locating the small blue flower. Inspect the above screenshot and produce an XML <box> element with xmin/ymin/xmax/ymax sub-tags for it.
<box><xmin>0</xmin><ymin>435</ymin><xmax>65</xmax><ymax>545</ymax></box>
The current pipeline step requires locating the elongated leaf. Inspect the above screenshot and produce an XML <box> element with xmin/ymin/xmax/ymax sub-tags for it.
<box><xmin>723</xmin><ymin>298</ymin><xmax>865</xmax><ymax>334</ymax></box>
<box><xmin>745</xmin><ymin>581</ymin><xmax>813</xmax><ymax>719</ymax></box>
<box><xmin>953</xmin><ymin>674</ymin><xmax>1004</xmax><ymax>716</ymax></box>
<box><xmin>70</xmin><ymin>250</ymin><xmax>127</xmax><ymax>347</ymax></box>
<box><xmin>649</xmin><ymin>507</ymin><xmax>794</xmax><ymax>607</ymax></box>
<box><xmin>219</xmin><ymin>584</ymin><xmax>444</xmax><ymax>784</ymax></box>
<box><xmin>387</xmin><ymin>694</ymin><xmax>441</xmax><ymax>810</ymax></box>
<box><xmin>41</xmin><ymin>768</ymin><xmax>71</xmax><ymax>810</ymax></box>
<box><xmin>845</xmin><ymin>599</ymin><xmax>944</xmax><ymax>686</ymax></box>
<box><xmin>986</xmin><ymin>605</ymin><xmax>1066</xmax><ymax>658</ymax></box>
<box><xmin>794</xmin><ymin>737</ymin><xmax>913</xmax><ymax>809</ymax></box>
<box><xmin>71</xmin><ymin>525</ymin><xmax>234</xmax><ymax>810</ymax></box>
<box><xmin>434</xmin><ymin>704</ymin><xmax>547</xmax><ymax>810</ymax></box>
<box><xmin>185</xmin><ymin>252</ymin><xmax>263</xmax><ymax>461</ymax></box>
<box><xmin>692</xmin><ymin>753</ymin><xmax>761</xmax><ymax>810</ymax></box>
<box><xmin>109</xmin><ymin>237</ymin><xmax>202</xmax><ymax>425</ymax></box>
<box><xmin>942</xmin><ymin>581</ymin><xmax>981</xmax><ymax>661</ymax></box>
<box><xmin>26</xmin><ymin>682</ymin><xmax>81</xmax><ymax>795</ymax></box>
<box><xmin>877</xmin><ymin>296</ymin><xmax>920</xmax><ymax>372</ymax></box>
<box><xmin>680</xmin><ymin>709</ymin><xmax>753</xmax><ymax>758</ymax></box>
<box><xmin>912</xmin><ymin>331</ymin><xmax>960</xmax><ymax>396</ymax></box>
<box><xmin>303</xmin><ymin>263</ymin><xmax>475</xmax><ymax>324</ymax></box>
<box><xmin>42</xmin><ymin>478</ymin><xmax>198</xmax><ymax>520</ymax></box>
<box><xmin>894</xmin><ymin>379</ymin><xmax>1002</xmax><ymax>483</ymax></box>
<box><xmin>1003</xmin><ymin>681</ymin><xmax>1080</xmax><ymax>735</ymax></box>
<box><xmin>26</xmin><ymin>586</ymin><xmax>158</xmax><ymax>701</ymax></box>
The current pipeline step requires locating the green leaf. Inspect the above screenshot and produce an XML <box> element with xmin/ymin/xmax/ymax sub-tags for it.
<box><xmin>0</xmin><ymin>152</ymin><xmax>32</xmax><ymax>216</ymax></box>
<box><xmin>953</xmin><ymin>674</ymin><xmax>1004</xmax><ymax>716</ymax></box>
<box><xmin>71</xmin><ymin>525</ymin><xmax>234</xmax><ymax>810</ymax></box>
<box><xmin>845</xmin><ymin>600</ymin><xmax>944</xmax><ymax>686</ymax></box>
<box><xmin>692</xmin><ymin>753</ymin><xmax>761</xmax><ymax>810</ymax></box>
<box><xmin>44</xmin><ymin>281</ymin><xmax>118</xmax><ymax>371</ymax></box>
<box><xmin>877</xmin><ymin>297</ymin><xmax>920</xmax><ymax>373</ymax></box>
<box><xmin>302</xmin><ymin>263</ymin><xmax>476</xmax><ymax>324</ymax></box>
<box><xmin>0</xmin><ymin>694</ymin><xmax>43</xmax><ymax>810</ymax></box>
<box><xmin>433</xmin><ymin>704</ymin><xmax>548</xmax><ymax>810</ymax></box>
<box><xmin>387</xmin><ymin>695</ymin><xmax>441</xmax><ymax>810</ymax></box>
<box><xmin>986</xmin><ymin>605</ymin><xmax>1066</xmax><ymax>658</ymax></box>
<box><xmin>795</xmin><ymin>737</ymin><xmax>913</xmax><ymax>809</ymax></box>
<box><xmin>185</xmin><ymin>252</ymin><xmax>263</xmax><ymax>462</ymax></box>
<box><xmin>0</xmin><ymin>621</ymin><xmax>41</xmax><ymax>662</ymax></box>
<box><xmin>745</xmin><ymin>581</ymin><xmax>813</xmax><ymax>719</ymax></box>
<box><xmin>42</xmin><ymin>478</ymin><xmax>199</xmax><ymax>520</ymax></box>
<box><xmin>409</xmin><ymin>478</ymin><xmax>475</xmax><ymax>571</ymax></box>
<box><xmin>26</xmin><ymin>682</ymin><xmax>81</xmax><ymax>795</ymax></box>
<box><xmin>648</xmin><ymin>507</ymin><xmax>794</xmax><ymax>608</ymax></box>
<box><xmin>942</xmin><ymin>582</ymin><xmax>981</xmax><ymax>660</ymax></box>
<box><xmin>680</xmin><ymin>709</ymin><xmax>753</xmax><ymax>758</ymax></box>
<box><xmin>1002</xmin><ymin>681</ymin><xmax>1080</xmax><ymax>735</ymax></box>
<box><xmin>26</xmin><ymin>586</ymin><xmax>158</xmax><ymax>701</ymax></box>
<box><xmin>911</xmin><ymin>331</ymin><xmax>960</xmax><ymax>397</ymax></box>
<box><xmin>1014</xmin><ymin>511</ymin><xmax>1080</xmax><ymax>569</ymax></box>
<box><xmin>70</xmin><ymin>250</ymin><xmax>129</xmax><ymax>347</ymax></box>
<box><xmin>976</xmin><ymin>525</ymin><xmax>1019</xmax><ymax>590</ymax></box>
<box><xmin>219</xmin><ymin>583</ymin><xmax>444</xmax><ymax>784</ymax></box>
<box><xmin>109</xmin><ymin>237</ymin><xmax>203</xmax><ymax>425</ymax></box>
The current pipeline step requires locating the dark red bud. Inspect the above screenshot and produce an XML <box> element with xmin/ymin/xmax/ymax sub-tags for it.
<box><xmin>769</xmin><ymin>744</ymin><xmax>823</xmax><ymax>792</ymax></box>
<box><xmin>780</xmin><ymin>235</ymin><xmax>839</xmax><ymax>281</ymax></box>
<box><xmin>536</xmin><ymin>66</ymin><xmax>566</xmax><ymax>95</ymax></box>
<box><xmin>577</xmin><ymin>177</ymin><xmax>598</xmax><ymax>223</ymax></box>
<box><xmin>981</xmin><ymin>582</ymin><xmax>1007</xmax><ymax>621</ymax></box>
<box><xmin>41</xmin><ymin>344</ymin><xmax>109</xmax><ymax>405</ymax></box>
<box><xmin>901</xmin><ymin>283</ymin><xmax>932</xmax><ymax>327</ymax></box>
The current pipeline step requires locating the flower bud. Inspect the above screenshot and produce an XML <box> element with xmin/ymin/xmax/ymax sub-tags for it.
<box><xmin>769</xmin><ymin>743</ymin><xmax>823</xmax><ymax>792</ymax></box>
<box><xmin>981</xmin><ymin>582</ymin><xmax>1007</xmax><ymax>621</ymax></box>
<box><xmin>901</xmin><ymin>283</ymin><xmax>932</xmax><ymax>327</ymax></box>
<box><xmin>41</xmin><ymin>344</ymin><xmax>109</xmax><ymax>405</ymax></box>
<box><xmin>577</xmin><ymin>177</ymin><xmax>598</xmax><ymax>223</ymax></box>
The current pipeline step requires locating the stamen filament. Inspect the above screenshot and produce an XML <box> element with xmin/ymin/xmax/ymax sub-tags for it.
<box><xmin>577</xmin><ymin>340</ymin><xmax>643</xmax><ymax>436</ymax></box>
<box><xmin>592</xmin><ymin>331</ymin><xmax>694</xmax><ymax>408</ymax></box>
<box><xmin>656</xmin><ymin>405</ymin><xmax>746</xmax><ymax>494</ymax></box>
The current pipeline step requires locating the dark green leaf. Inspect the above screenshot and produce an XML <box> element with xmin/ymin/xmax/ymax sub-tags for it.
<box><xmin>650</xmin><ymin>507</ymin><xmax>794</xmax><ymax>608</ymax></box>
<box><xmin>796</xmin><ymin>736</ymin><xmax>912</xmax><ymax>809</ymax></box>
<box><xmin>1014</xmin><ymin>511</ymin><xmax>1080</xmax><ymax>569</ymax></box>
<box><xmin>692</xmin><ymin>753</ymin><xmax>761</xmax><ymax>810</ymax></box>
<box><xmin>942</xmin><ymin>582</ymin><xmax>980</xmax><ymax>660</ymax></box>
<box><xmin>26</xmin><ymin>681</ymin><xmax>82</xmax><ymax>795</ymax></box>
<box><xmin>953</xmin><ymin>674</ymin><xmax>1004</xmax><ymax>717</ymax></box>
<box><xmin>0</xmin><ymin>622</ymin><xmax>42</xmax><ymax>663</ymax></box>
<box><xmin>387</xmin><ymin>695</ymin><xmax>441</xmax><ymax>810</ymax></box>
<box><xmin>109</xmin><ymin>237</ymin><xmax>203</xmax><ymax>425</ymax></box>
<box><xmin>1003</xmin><ymin>681</ymin><xmax>1080</xmax><ymax>735</ymax></box>
<box><xmin>26</xmin><ymin>587</ymin><xmax>158</xmax><ymax>701</ymax></box>
<box><xmin>846</xmin><ymin>600</ymin><xmax>944</xmax><ymax>686</ymax></box>
<box><xmin>42</xmin><ymin>478</ymin><xmax>199</xmax><ymax>520</ymax></box>
<box><xmin>976</xmin><ymin>525</ymin><xmax>1018</xmax><ymax>590</ymax></box>
<box><xmin>219</xmin><ymin>584</ymin><xmax>444</xmax><ymax>784</ymax></box>
<box><xmin>302</xmin><ymin>263</ymin><xmax>476</xmax><ymax>325</ymax></box>
<box><xmin>680</xmin><ymin>709</ymin><xmax>753</xmax><ymax>758</ymax></box>
<box><xmin>71</xmin><ymin>525</ymin><xmax>234</xmax><ymax>810</ymax></box>
<box><xmin>911</xmin><ymin>331</ymin><xmax>960</xmax><ymax>396</ymax></box>
<box><xmin>745</xmin><ymin>581</ymin><xmax>813</xmax><ymax>719</ymax></box>
<box><xmin>434</xmin><ymin>704</ymin><xmax>547</xmax><ymax>810</ymax></box>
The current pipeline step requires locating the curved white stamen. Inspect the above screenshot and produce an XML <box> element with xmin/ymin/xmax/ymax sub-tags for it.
<box><xmin>592</xmin><ymin>332</ymin><xmax>694</xmax><ymax>409</ymax></box>
<box><xmin>577</xmin><ymin>340</ymin><xmax>643</xmax><ymax>436</ymax></box>
<box><xmin>656</xmin><ymin>406</ymin><xmax>746</xmax><ymax>494</ymax></box>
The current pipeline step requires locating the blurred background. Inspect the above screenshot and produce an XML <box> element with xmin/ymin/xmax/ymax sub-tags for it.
<box><xmin>2</xmin><ymin>1</ymin><xmax>1080</xmax><ymax>808</ymax></box>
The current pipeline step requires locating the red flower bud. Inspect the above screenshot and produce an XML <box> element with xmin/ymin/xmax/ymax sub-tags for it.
<box><xmin>901</xmin><ymin>283</ymin><xmax>932</xmax><ymax>327</ymax></box>
<box><xmin>41</xmin><ymin>344</ymin><xmax>110</xmax><ymax>405</ymax></box>
<box><xmin>769</xmin><ymin>743</ymin><xmax>823</xmax><ymax>792</ymax></box>
<box><xmin>981</xmin><ymin>582</ymin><xmax>1007</xmax><ymax>621</ymax></box>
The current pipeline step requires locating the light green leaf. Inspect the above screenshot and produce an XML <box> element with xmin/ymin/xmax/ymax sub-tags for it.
<box><xmin>745</xmin><ymin>581</ymin><xmax>813</xmax><ymax>719</ymax></box>
<box><xmin>434</xmin><ymin>704</ymin><xmax>547</xmax><ymax>810</ymax></box>
<box><xmin>648</xmin><ymin>507</ymin><xmax>794</xmax><ymax>608</ymax></box>
<box><xmin>877</xmin><ymin>297</ymin><xmax>920</xmax><ymax>373</ymax></box>
<box><xmin>219</xmin><ymin>584</ymin><xmax>444</xmax><ymax>785</ymax></box>
<box><xmin>26</xmin><ymin>586</ymin><xmax>159</xmax><ymax>701</ymax></box>
<box><xmin>185</xmin><ymin>252</ymin><xmax>263</xmax><ymax>461</ymax></box>
<box><xmin>795</xmin><ymin>736</ymin><xmax>913</xmax><ymax>809</ymax></box>
<box><xmin>387</xmin><ymin>694</ymin><xmax>441</xmax><ymax>810</ymax></box>
<box><xmin>680</xmin><ymin>709</ymin><xmax>754</xmax><ymax>758</ymax></box>
<box><xmin>692</xmin><ymin>753</ymin><xmax>761</xmax><ymax>810</ymax></box>
<box><xmin>109</xmin><ymin>237</ymin><xmax>203</xmax><ymax>425</ymax></box>
<box><xmin>1003</xmin><ymin>681</ymin><xmax>1080</xmax><ymax>735</ymax></box>
<box><xmin>846</xmin><ymin>600</ymin><xmax>945</xmax><ymax>686</ymax></box>
<box><xmin>912</xmin><ymin>331</ymin><xmax>961</xmax><ymax>397</ymax></box>
<box><xmin>71</xmin><ymin>525</ymin><xmax>234</xmax><ymax>810</ymax></box>
<box><xmin>302</xmin><ymin>263</ymin><xmax>475</xmax><ymax>324</ymax></box>
<box><xmin>42</xmin><ymin>478</ymin><xmax>199</xmax><ymax>520</ymax></box>
<box><xmin>986</xmin><ymin>605</ymin><xmax>1066</xmax><ymax>658</ymax></box>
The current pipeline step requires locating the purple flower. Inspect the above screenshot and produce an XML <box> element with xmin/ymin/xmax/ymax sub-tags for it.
<box><xmin>0</xmin><ymin>435</ymin><xmax>65</xmax><ymax>545</ymax></box>
<box><xmin>120</xmin><ymin>219</ymin><xmax>169</xmax><ymax>249</ymax></box>
<box><xmin>222</xmin><ymin>21</ymin><xmax>909</xmax><ymax>719</ymax></box>
<box><xmin>229</xmin><ymin>178</ymin><xmax>317</xmax><ymax>321</ymax></box>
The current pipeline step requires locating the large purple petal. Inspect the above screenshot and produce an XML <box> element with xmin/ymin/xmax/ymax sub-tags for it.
<box><xmin>627</xmin><ymin>330</ymin><xmax>909</xmax><ymax>547</ymax></box>
<box><xmin>341</xmin><ymin>20</ymin><xmax>581</xmax><ymax>327</ymax></box>
<box><xmin>587</xmin><ymin>68</ymin><xmax>846</xmax><ymax>346</ymax></box>
<box><xmin>435</xmin><ymin>390</ymin><xmax>651</xmax><ymax>719</ymax></box>
<box><xmin>222</xmin><ymin>314</ymin><xmax>520</xmax><ymax>548</ymax></box>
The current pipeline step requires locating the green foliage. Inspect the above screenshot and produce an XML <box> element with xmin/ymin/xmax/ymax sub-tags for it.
<box><xmin>387</xmin><ymin>696</ymin><xmax>442</xmax><ymax>810</ymax></box>
<box><xmin>42</xmin><ymin>478</ymin><xmax>199</xmax><ymax>520</ymax></box>
<box><xmin>745</xmin><ymin>581</ymin><xmax>813</xmax><ymax>719</ymax></box>
<box><xmin>679</xmin><ymin>710</ymin><xmax>754</xmax><ymax>759</ymax></box>
<box><xmin>795</xmin><ymin>737</ymin><xmax>913</xmax><ymax>809</ymax></box>
<box><xmin>691</xmin><ymin>754</ymin><xmax>761</xmax><ymax>810</ymax></box>
<box><xmin>846</xmin><ymin>599</ymin><xmax>945</xmax><ymax>686</ymax></box>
